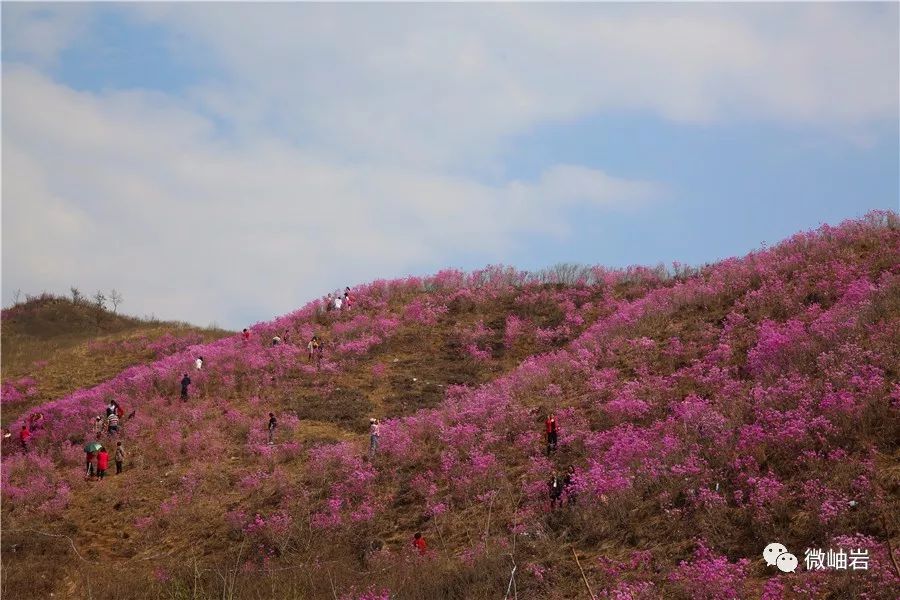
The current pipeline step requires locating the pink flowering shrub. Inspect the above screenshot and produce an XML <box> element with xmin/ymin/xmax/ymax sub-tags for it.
<box><xmin>2</xmin><ymin>212</ymin><xmax>899</xmax><ymax>597</ymax></box>
<box><xmin>668</xmin><ymin>541</ymin><xmax>749</xmax><ymax>600</ymax></box>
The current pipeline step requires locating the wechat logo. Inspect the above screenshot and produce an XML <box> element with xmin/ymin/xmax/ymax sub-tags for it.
<box><xmin>763</xmin><ymin>542</ymin><xmax>798</xmax><ymax>573</ymax></box>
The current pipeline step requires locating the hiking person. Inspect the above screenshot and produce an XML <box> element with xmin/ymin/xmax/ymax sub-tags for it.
<box><xmin>96</xmin><ymin>447</ymin><xmax>109</xmax><ymax>480</ymax></box>
<box><xmin>315</xmin><ymin>339</ymin><xmax>324</xmax><ymax>370</ymax></box>
<box><xmin>325</xmin><ymin>294</ymin><xmax>334</xmax><ymax>312</ymax></box>
<box><xmin>563</xmin><ymin>465</ymin><xmax>577</xmax><ymax>506</ymax></box>
<box><xmin>267</xmin><ymin>413</ymin><xmax>277</xmax><ymax>445</ymax></box>
<box><xmin>195</xmin><ymin>356</ymin><xmax>203</xmax><ymax>370</ymax></box>
<box><xmin>93</xmin><ymin>415</ymin><xmax>105</xmax><ymax>435</ymax></box>
<box><xmin>369</xmin><ymin>418</ymin><xmax>380</xmax><ymax>455</ymax></box>
<box><xmin>549</xmin><ymin>473</ymin><xmax>562</xmax><ymax>510</ymax></box>
<box><xmin>180</xmin><ymin>373</ymin><xmax>191</xmax><ymax>401</ymax></box>
<box><xmin>19</xmin><ymin>425</ymin><xmax>31</xmax><ymax>451</ymax></box>
<box><xmin>85</xmin><ymin>448</ymin><xmax>96</xmax><ymax>479</ymax></box>
<box><xmin>272</xmin><ymin>334</ymin><xmax>281</xmax><ymax>347</ymax></box>
<box><xmin>344</xmin><ymin>287</ymin><xmax>353</xmax><ymax>310</ymax></box>
<box><xmin>115</xmin><ymin>441</ymin><xmax>126</xmax><ymax>474</ymax></box>
<box><xmin>242</xmin><ymin>328</ymin><xmax>250</xmax><ymax>343</ymax></box>
<box><xmin>545</xmin><ymin>414</ymin><xmax>558</xmax><ymax>456</ymax></box>
<box><xmin>116</xmin><ymin>403</ymin><xmax>125</xmax><ymax>420</ymax></box>
<box><xmin>334</xmin><ymin>295</ymin><xmax>343</xmax><ymax>311</ymax></box>
<box><xmin>106</xmin><ymin>411</ymin><xmax>120</xmax><ymax>436</ymax></box>
<box><xmin>307</xmin><ymin>337</ymin><xmax>317</xmax><ymax>361</ymax></box>
<box><xmin>413</xmin><ymin>532</ymin><xmax>428</xmax><ymax>555</ymax></box>
<box><xmin>28</xmin><ymin>413</ymin><xmax>43</xmax><ymax>431</ymax></box>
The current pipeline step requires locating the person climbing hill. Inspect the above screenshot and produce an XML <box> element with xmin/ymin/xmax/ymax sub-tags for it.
<box><xmin>545</xmin><ymin>413</ymin><xmax>558</xmax><ymax>456</ymax></box>
<box><xmin>180</xmin><ymin>373</ymin><xmax>192</xmax><ymax>401</ymax></box>
<box><xmin>563</xmin><ymin>465</ymin><xmax>577</xmax><ymax>506</ymax></box>
<box><xmin>267</xmin><ymin>412</ymin><xmax>277</xmax><ymax>445</ymax></box>
<box><xmin>307</xmin><ymin>336</ymin><xmax>318</xmax><ymax>362</ymax></box>
<box><xmin>115</xmin><ymin>441</ymin><xmax>126</xmax><ymax>474</ymax></box>
<box><xmin>369</xmin><ymin>418</ymin><xmax>380</xmax><ymax>455</ymax></box>
<box><xmin>242</xmin><ymin>328</ymin><xmax>250</xmax><ymax>343</ymax></box>
<box><xmin>548</xmin><ymin>473</ymin><xmax>562</xmax><ymax>510</ymax></box>
<box><xmin>96</xmin><ymin>447</ymin><xmax>109</xmax><ymax>480</ymax></box>
<box><xmin>196</xmin><ymin>356</ymin><xmax>204</xmax><ymax>370</ymax></box>
<box><xmin>413</xmin><ymin>532</ymin><xmax>428</xmax><ymax>555</ymax></box>
<box><xmin>344</xmin><ymin>287</ymin><xmax>353</xmax><ymax>310</ymax></box>
<box><xmin>19</xmin><ymin>425</ymin><xmax>31</xmax><ymax>451</ymax></box>
<box><xmin>106</xmin><ymin>411</ymin><xmax>119</xmax><ymax>436</ymax></box>
<box><xmin>315</xmin><ymin>339</ymin><xmax>324</xmax><ymax>370</ymax></box>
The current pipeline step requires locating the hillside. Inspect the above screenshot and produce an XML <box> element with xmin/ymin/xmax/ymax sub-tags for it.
<box><xmin>1</xmin><ymin>295</ymin><xmax>231</xmax><ymax>426</ymax></box>
<box><xmin>2</xmin><ymin>212</ymin><xmax>899</xmax><ymax>600</ymax></box>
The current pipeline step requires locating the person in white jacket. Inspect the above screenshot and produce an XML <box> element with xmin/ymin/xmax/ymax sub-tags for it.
<box><xmin>195</xmin><ymin>356</ymin><xmax>203</xmax><ymax>370</ymax></box>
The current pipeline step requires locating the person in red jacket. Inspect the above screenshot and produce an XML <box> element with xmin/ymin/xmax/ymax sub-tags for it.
<box><xmin>545</xmin><ymin>414</ymin><xmax>558</xmax><ymax>456</ymax></box>
<box><xmin>242</xmin><ymin>328</ymin><xmax>250</xmax><ymax>343</ymax></box>
<box><xmin>19</xmin><ymin>425</ymin><xmax>31</xmax><ymax>451</ymax></box>
<box><xmin>413</xmin><ymin>532</ymin><xmax>427</xmax><ymax>555</ymax></box>
<box><xmin>96</xmin><ymin>447</ymin><xmax>110</xmax><ymax>480</ymax></box>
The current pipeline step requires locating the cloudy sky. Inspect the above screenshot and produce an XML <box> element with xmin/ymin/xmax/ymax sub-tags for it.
<box><xmin>2</xmin><ymin>3</ymin><xmax>898</xmax><ymax>329</ymax></box>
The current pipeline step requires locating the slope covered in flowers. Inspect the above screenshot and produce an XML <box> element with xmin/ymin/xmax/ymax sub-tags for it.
<box><xmin>2</xmin><ymin>212</ymin><xmax>899</xmax><ymax>599</ymax></box>
<box><xmin>1</xmin><ymin>295</ymin><xmax>230</xmax><ymax>426</ymax></box>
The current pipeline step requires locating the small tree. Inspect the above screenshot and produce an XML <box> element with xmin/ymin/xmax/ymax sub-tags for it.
<box><xmin>110</xmin><ymin>289</ymin><xmax>123</xmax><ymax>313</ymax></box>
<box><xmin>93</xmin><ymin>291</ymin><xmax>106</xmax><ymax>310</ymax></box>
<box><xmin>70</xmin><ymin>286</ymin><xmax>83</xmax><ymax>304</ymax></box>
<box><xmin>93</xmin><ymin>291</ymin><xmax>107</xmax><ymax>326</ymax></box>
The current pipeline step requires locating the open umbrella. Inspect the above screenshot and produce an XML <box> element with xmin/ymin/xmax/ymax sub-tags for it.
<box><xmin>83</xmin><ymin>441</ymin><xmax>103</xmax><ymax>453</ymax></box>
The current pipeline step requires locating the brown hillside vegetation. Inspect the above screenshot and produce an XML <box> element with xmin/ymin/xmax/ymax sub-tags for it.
<box><xmin>1</xmin><ymin>214</ymin><xmax>899</xmax><ymax>600</ymax></box>
<box><xmin>1</xmin><ymin>294</ymin><xmax>230</xmax><ymax>426</ymax></box>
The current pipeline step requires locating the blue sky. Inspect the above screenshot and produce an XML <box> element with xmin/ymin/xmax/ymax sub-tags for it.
<box><xmin>3</xmin><ymin>3</ymin><xmax>898</xmax><ymax>328</ymax></box>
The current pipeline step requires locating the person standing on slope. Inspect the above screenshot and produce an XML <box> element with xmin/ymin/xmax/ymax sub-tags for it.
<box><xmin>115</xmin><ymin>441</ymin><xmax>126</xmax><ymax>474</ymax></box>
<box><xmin>334</xmin><ymin>295</ymin><xmax>343</xmax><ymax>311</ymax></box>
<box><xmin>344</xmin><ymin>287</ymin><xmax>353</xmax><ymax>310</ymax></box>
<box><xmin>242</xmin><ymin>328</ymin><xmax>250</xmax><ymax>343</ymax></box>
<box><xmin>96</xmin><ymin>446</ymin><xmax>109</xmax><ymax>480</ymax></box>
<box><xmin>545</xmin><ymin>414</ymin><xmax>558</xmax><ymax>456</ymax></box>
<box><xmin>195</xmin><ymin>356</ymin><xmax>204</xmax><ymax>370</ymax></box>
<box><xmin>307</xmin><ymin>336</ymin><xmax>317</xmax><ymax>362</ymax></box>
<box><xmin>267</xmin><ymin>412</ymin><xmax>277</xmax><ymax>445</ymax></box>
<box><xmin>413</xmin><ymin>532</ymin><xmax>428</xmax><ymax>555</ymax></box>
<box><xmin>369</xmin><ymin>418</ymin><xmax>380</xmax><ymax>455</ymax></box>
<box><xmin>315</xmin><ymin>339</ymin><xmax>324</xmax><ymax>370</ymax></box>
<box><xmin>19</xmin><ymin>424</ymin><xmax>31</xmax><ymax>451</ymax></box>
<box><xmin>548</xmin><ymin>473</ymin><xmax>562</xmax><ymax>510</ymax></box>
<box><xmin>180</xmin><ymin>373</ymin><xmax>192</xmax><ymax>401</ymax></box>
<box><xmin>106</xmin><ymin>411</ymin><xmax>120</xmax><ymax>436</ymax></box>
<box><xmin>563</xmin><ymin>465</ymin><xmax>577</xmax><ymax>506</ymax></box>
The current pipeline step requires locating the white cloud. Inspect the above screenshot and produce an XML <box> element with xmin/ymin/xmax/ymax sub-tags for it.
<box><xmin>128</xmin><ymin>3</ymin><xmax>898</xmax><ymax>169</ymax></box>
<box><xmin>1</xmin><ymin>4</ymin><xmax>92</xmax><ymax>68</ymax></box>
<box><xmin>1</xmin><ymin>67</ymin><xmax>656</xmax><ymax>327</ymax></box>
<box><xmin>1</xmin><ymin>3</ymin><xmax>896</xmax><ymax>327</ymax></box>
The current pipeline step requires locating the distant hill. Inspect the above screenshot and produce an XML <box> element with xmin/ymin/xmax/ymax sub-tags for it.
<box><xmin>1</xmin><ymin>212</ymin><xmax>898</xmax><ymax>600</ymax></box>
<box><xmin>1</xmin><ymin>294</ymin><xmax>231</xmax><ymax>426</ymax></box>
